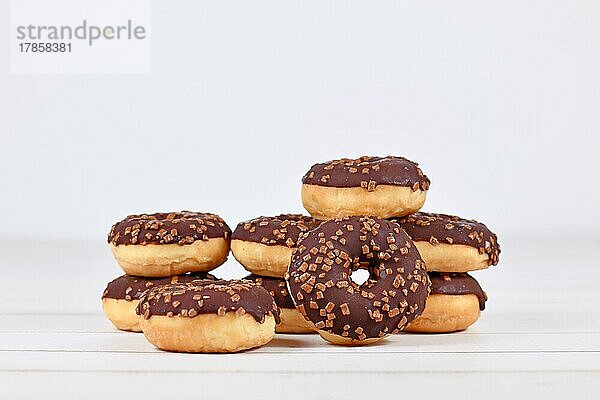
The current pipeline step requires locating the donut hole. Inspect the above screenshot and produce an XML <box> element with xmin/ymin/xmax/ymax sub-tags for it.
<box><xmin>348</xmin><ymin>260</ymin><xmax>383</xmax><ymax>288</ymax></box>
<box><xmin>350</xmin><ymin>268</ymin><xmax>370</xmax><ymax>286</ymax></box>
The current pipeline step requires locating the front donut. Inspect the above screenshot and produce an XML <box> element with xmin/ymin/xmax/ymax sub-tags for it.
<box><xmin>286</xmin><ymin>216</ymin><xmax>430</xmax><ymax>345</ymax></box>
<box><xmin>137</xmin><ymin>279</ymin><xmax>280</xmax><ymax>353</ymax></box>
<box><xmin>108</xmin><ymin>211</ymin><xmax>231</xmax><ymax>277</ymax></box>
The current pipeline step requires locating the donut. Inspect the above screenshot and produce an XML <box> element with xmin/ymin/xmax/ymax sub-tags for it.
<box><xmin>286</xmin><ymin>216</ymin><xmax>430</xmax><ymax>346</ymax></box>
<box><xmin>137</xmin><ymin>279</ymin><xmax>280</xmax><ymax>353</ymax></box>
<box><xmin>101</xmin><ymin>272</ymin><xmax>216</xmax><ymax>332</ymax></box>
<box><xmin>231</xmin><ymin>214</ymin><xmax>321</xmax><ymax>277</ymax></box>
<box><xmin>405</xmin><ymin>272</ymin><xmax>487</xmax><ymax>333</ymax></box>
<box><xmin>391</xmin><ymin>212</ymin><xmax>500</xmax><ymax>272</ymax></box>
<box><xmin>246</xmin><ymin>274</ymin><xmax>315</xmax><ymax>334</ymax></box>
<box><xmin>301</xmin><ymin>156</ymin><xmax>430</xmax><ymax>220</ymax></box>
<box><xmin>108</xmin><ymin>211</ymin><xmax>231</xmax><ymax>277</ymax></box>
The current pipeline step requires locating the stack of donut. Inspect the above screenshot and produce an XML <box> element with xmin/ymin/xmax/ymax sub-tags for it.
<box><xmin>390</xmin><ymin>213</ymin><xmax>498</xmax><ymax>332</ymax></box>
<box><xmin>102</xmin><ymin>211</ymin><xmax>280</xmax><ymax>353</ymax></box>
<box><xmin>100</xmin><ymin>155</ymin><xmax>500</xmax><ymax>352</ymax></box>
<box><xmin>295</xmin><ymin>156</ymin><xmax>500</xmax><ymax>337</ymax></box>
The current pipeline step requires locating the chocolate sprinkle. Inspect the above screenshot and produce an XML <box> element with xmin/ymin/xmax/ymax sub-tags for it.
<box><xmin>428</xmin><ymin>272</ymin><xmax>487</xmax><ymax>310</ymax></box>
<box><xmin>302</xmin><ymin>156</ymin><xmax>430</xmax><ymax>192</ymax></box>
<box><xmin>390</xmin><ymin>212</ymin><xmax>500</xmax><ymax>266</ymax></box>
<box><xmin>108</xmin><ymin>211</ymin><xmax>231</xmax><ymax>246</ymax></box>
<box><xmin>136</xmin><ymin>279</ymin><xmax>280</xmax><ymax>324</ymax></box>
<box><xmin>232</xmin><ymin>214</ymin><xmax>321</xmax><ymax>247</ymax></box>
<box><xmin>101</xmin><ymin>272</ymin><xmax>216</xmax><ymax>302</ymax></box>
<box><xmin>286</xmin><ymin>216</ymin><xmax>430</xmax><ymax>341</ymax></box>
<box><xmin>245</xmin><ymin>274</ymin><xmax>295</xmax><ymax>309</ymax></box>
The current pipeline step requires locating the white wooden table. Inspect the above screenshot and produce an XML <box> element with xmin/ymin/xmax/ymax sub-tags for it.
<box><xmin>1</xmin><ymin>237</ymin><xmax>599</xmax><ymax>399</ymax></box>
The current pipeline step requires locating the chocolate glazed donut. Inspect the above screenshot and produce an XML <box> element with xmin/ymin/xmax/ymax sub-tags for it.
<box><xmin>301</xmin><ymin>156</ymin><xmax>430</xmax><ymax>220</ymax></box>
<box><xmin>405</xmin><ymin>273</ymin><xmax>487</xmax><ymax>333</ymax></box>
<box><xmin>391</xmin><ymin>212</ymin><xmax>500</xmax><ymax>272</ymax></box>
<box><xmin>137</xmin><ymin>279</ymin><xmax>280</xmax><ymax>353</ymax></box>
<box><xmin>428</xmin><ymin>272</ymin><xmax>487</xmax><ymax>310</ymax></box>
<box><xmin>231</xmin><ymin>214</ymin><xmax>321</xmax><ymax>278</ymax></box>
<box><xmin>101</xmin><ymin>272</ymin><xmax>216</xmax><ymax>332</ymax></box>
<box><xmin>108</xmin><ymin>211</ymin><xmax>231</xmax><ymax>277</ymax></box>
<box><xmin>246</xmin><ymin>274</ymin><xmax>316</xmax><ymax>333</ymax></box>
<box><xmin>286</xmin><ymin>216</ymin><xmax>430</xmax><ymax>346</ymax></box>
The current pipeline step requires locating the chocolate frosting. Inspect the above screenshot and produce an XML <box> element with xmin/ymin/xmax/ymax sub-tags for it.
<box><xmin>391</xmin><ymin>212</ymin><xmax>500</xmax><ymax>265</ymax></box>
<box><xmin>245</xmin><ymin>274</ymin><xmax>295</xmax><ymax>309</ymax></box>
<box><xmin>108</xmin><ymin>211</ymin><xmax>231</xmax><ymax>246</ymax></box>
<box><xmin>428</xmin><ymin>272</ymin><xmax>487</xmax><ymax>310</ymax></box>
<box><xmin>101</xmin><ymin>272</ymin><xmax>216</xmax><ymax>301</ymax></box>
<box><xmin>286</xmin><ymin>216</ymin><xmax>430</xmax><ymax>341</ymax></box>
<box><xmin>232</xmin><ymin>214</ymin><xmax>321</xmax><ymax>247</ymax></box>
<box><xmin>302</xmin><ymin>156</ymin><xmax>430</xmax><ymax>192</ymax></box>
<box><xmin>137</xmin><ymin>279</ymin><xmax>280</xmax><ymax>324</ymax></box>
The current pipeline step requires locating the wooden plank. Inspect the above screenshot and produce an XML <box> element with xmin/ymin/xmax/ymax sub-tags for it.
<box><xmin>2</xmin><ymin>312</ymin><xmax>599</xmax><ymax>334</ymax></box>
<box><xmin>1</xmin><ymin>350</ymin><xmax>599</xmax><ymax>373</ymax></box>
<box><xmin>0</xmin><ymin>371</ymin><xmax>598</xmax><ymax>400</ymax></box>
<box><xmin>1</xmin><ymin>331</ymin><xmax>599</xmax><ymax>354</ymax></box>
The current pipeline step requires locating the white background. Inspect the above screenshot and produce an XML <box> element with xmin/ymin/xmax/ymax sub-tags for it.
<box><xmin>1</xmin><ymin>1</ymin><xmax>598</xmax><ymax>245</ymax></box>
